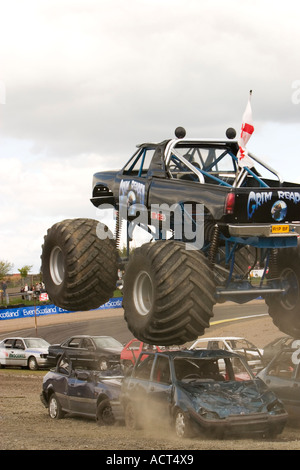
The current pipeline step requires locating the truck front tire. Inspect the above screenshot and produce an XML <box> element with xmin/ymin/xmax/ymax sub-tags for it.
<box><xmin>123</xmin><ymin>240</ymin><xmax>216</xmax><ymax>345</ymax></box>
<box><xmin>41</xmin><ymin>218</ymin><xmax>118</xmax><ymax>311</ymax></box>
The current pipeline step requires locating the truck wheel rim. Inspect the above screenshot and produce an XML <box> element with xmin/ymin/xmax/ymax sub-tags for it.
<box><xmin>175</xmin><ymin>411</ymin><xmax>186</xmax><ymax>438</ymax></box>
<box><xmin>49</xmin><ymin>398</ymin><xmax>58</xmax><ymax>418</ymax></box>
<box><xmin>133</xmin><ymin>271</ymin><xmax>153</xmax><ymax>316</ymax></box>
<box><xmin>281</xmin><ymin>268</ymin><xmax>299</xmax><ymax>310</ymax></box>
<box><xmin>49</xmin><ymin>246</ymin><xmax>65</xmax><ymax>285</ymax></box>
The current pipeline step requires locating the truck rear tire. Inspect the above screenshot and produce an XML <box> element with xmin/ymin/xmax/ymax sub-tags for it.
<box><xmin>41</xmin><ymin>218</ymin><xmax>118</xmax><ymax>311</ymax></box>
<box><xmin>123</xmin><ymin>240</ymin><xmax>216</xmax><ymax>345</ymax></box>
<box><xmin>266</xmin><ymin>247</ymin><xmax>300</xmax><ymax>337</ymax></box>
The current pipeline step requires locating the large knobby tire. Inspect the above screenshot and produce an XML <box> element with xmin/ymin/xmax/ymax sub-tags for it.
<box><xmin>123</xmin><ymin>240</ymin><xmax>216</xmax><ymax>345</ymax></box>
<box><xmin>41</xmin><ymin>218</ymin><xmax>118</xmax><ymax>311</ymax></box>
<box><xmin>266</xmin><ymin>247</ymin><xmax>300</xmax><ymax>337</ymax></box>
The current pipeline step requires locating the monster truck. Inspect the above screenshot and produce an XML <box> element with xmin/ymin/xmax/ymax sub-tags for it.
<box><xmin>41</xmin><ymin>127</ymin><xmax>300</xmax><ymax>345</ymax></box>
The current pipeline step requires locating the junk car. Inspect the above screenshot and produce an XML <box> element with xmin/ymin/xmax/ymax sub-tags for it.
<box><xmin>0</xmin><ymin>337</ymin><xmax>50</xmax><ymax>370</ymax></box>
<box><xmin>258</xmin><ymin>346</ymin><xmax>300</xmax><ymax>420</ymax></box>
<box><xmin>121</xmin><ymin>339</ymin><xmax>162</xmax><ymax>368</ymax></box>
<box><xmin>40</xmin><ymin>354</ymin><xmax>123</xmax><ymax>424</ymax></box>
<box><xmin>47</xmin><ymin>335</ymin><xmax>123</xmax><ymax>370</ymax></box>
<box><xmin>189</xmin><ymin>336</ymin><xmax>263</xmax><ymax>373</ymax></box>
<box><xmin>121</xmin><ymin>349</ymin><xmax>287</xmax><ymax>438</ymax></box>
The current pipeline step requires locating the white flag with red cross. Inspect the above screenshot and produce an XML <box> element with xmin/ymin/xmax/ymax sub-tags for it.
<box><xmin>237</xmin><ymin>90</ymin><xmax>255</xmax><ymax>168</ymax></box>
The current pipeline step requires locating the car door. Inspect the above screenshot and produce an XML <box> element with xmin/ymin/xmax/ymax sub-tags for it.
<box><xmin>54</xmin><ymin>356</ymin><xmax>73</xmax><ymax>411</ymax></box>
<box><xmin>79</xmin><ymin>338</ymin><xmax>96</xmax><ymax>365</ymax></box>
<box><xmin>0</xmin><ymin>339</ymin><xmax>14</xmax><ymax>366</ymax></box>
<box><xmin>146</xmin><ymin>355</ymin><xmax>173</xmax><ymax>421</ymax></box>
<box><xmin>264</xmin><ymin>350</ymin><xmax>297</xmax><ymax>407</ymax></box>
<box><xmin>68</xmin><ymin>370</ymin><xmax>96</xmax><ymax>416</ymax></box>
<box><xmin>125</xmin><ymin>353</ymin><xmax>155</xmax><ymax>416</ymax></box>
<box><xmin>7</xmin><ymin>339</ymin><xmax>27</xmax><ymax>367</ymax></box>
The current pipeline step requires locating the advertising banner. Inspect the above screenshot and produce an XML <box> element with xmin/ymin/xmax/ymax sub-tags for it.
<box><xmin>0</xmin><ymin>297</ymin><xmax>123</xmax><ymax>321</ymax></box>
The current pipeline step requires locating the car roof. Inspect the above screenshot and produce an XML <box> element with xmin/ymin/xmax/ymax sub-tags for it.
<box><xmin>2</xmin><ymin>337</ymin><xmax>45</xmax><ymax>341</ymax></box>
<box><xmin>193</xmin><ymin>337</ymin><xmax>243</xmax><ymax>341</ymax></box>
<box><xmin>65</xmin><ymin>335</ymin><xmax>113</xmax><ymax>339</ymax></box>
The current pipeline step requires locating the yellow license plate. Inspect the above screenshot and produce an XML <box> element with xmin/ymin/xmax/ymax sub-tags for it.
<box><xmin>271</xmin><ymin>225</ymin><xmax>289</xmax><ymax>233</ymax></box>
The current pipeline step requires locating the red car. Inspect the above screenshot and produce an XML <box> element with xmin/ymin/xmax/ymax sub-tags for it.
<box><xmin>121</xmin><ymin>339</ymin><xmax>162</xmax><ymax>368</ymax></box>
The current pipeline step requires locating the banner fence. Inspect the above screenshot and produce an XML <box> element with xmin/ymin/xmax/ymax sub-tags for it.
<box><xmin>0</xmin><ymin>297</ymin><xmax>123</xmax><ymax>321</ymax></box>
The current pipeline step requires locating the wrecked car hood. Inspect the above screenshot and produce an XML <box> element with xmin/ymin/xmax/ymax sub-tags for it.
<box><xmin>179</xmin><ymin>379</ymin><xmax>276</xmax><ymax>418</ymax></box>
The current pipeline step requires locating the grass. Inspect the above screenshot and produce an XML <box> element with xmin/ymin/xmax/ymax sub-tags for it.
<box><xmin>1</xmin><ymin>289</ymin><xmax>123</xmax><ymax>309</ymax></box>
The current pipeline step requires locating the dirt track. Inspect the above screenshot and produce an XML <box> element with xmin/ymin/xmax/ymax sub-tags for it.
<box><xmin>1</xmin><ymin>307</ymin><xmax>300</xmax><ymax>451</ymax></box>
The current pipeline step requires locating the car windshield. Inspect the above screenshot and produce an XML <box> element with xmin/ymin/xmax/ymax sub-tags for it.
<box><xmin>226</xmin><ymin>339</ymin><xmax>257</xmax><ymax>351</ymax></box>
<box><xmin>174</xmin><ymin>356</ymin><xmax>253</xmax><ymax>382</ymax></box>
<box><xmin>24</xmin><ymin>338</ymin><xmax>50</xmax><ymax>348</ymax></box>
<box><xmin>93</xmin><ymin>337</ymin><xmax>123</xmax><ymax>349</ymax></box>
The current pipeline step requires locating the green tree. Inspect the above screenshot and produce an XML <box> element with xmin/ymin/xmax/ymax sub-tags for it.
<box><xmin>0</xmin><ymin>260</ymin><xmax>14</xmax><ymax>280</ymax></box>
<box><xmin>18</xmin><ymin>265</ymin><xmax>33</xmax><ymax>282</ymax></box>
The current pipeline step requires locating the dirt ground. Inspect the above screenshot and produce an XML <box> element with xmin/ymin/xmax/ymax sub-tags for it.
<box><xmin>1</xmin><ymin>306</ymin><xmax>300</xmax><ymax>451</ymax></box>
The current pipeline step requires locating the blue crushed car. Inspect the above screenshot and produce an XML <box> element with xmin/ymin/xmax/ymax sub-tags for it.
<box><xmin>40</xmin><ymin>354</ymin><xmax>123</xmax><ymax>425</ymax></box>
<box><xmin>121</xmin><ymin>349</ymin><xmax>288</xmax><ymax>438</ymax></box>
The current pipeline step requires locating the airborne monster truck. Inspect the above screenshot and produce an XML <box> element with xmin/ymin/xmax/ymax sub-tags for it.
<box><xmin>41</xmin><ymin>127</ymin><xmax>300</xmax><ymax>345</ymax></box>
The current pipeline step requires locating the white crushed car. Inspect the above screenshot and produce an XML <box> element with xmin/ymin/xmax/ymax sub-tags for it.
<box><xmin>189</xmin><ymin>336</ymin><xmax>264</xmax><ymax>373</ymax></box>
<box><xmin>0</xmin><ymin>337</ymin><xmax>50</xmax><ymax>370</ymax></box>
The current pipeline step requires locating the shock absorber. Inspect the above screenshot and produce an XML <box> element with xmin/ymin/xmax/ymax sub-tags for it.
<box><xmin>114</xmin><ymin>210</ymin><xmax>122</xmax><ymax>250</ymax></box>
<box><xmin>208</xmin><ymin>224</ymin><xmax>220</xmax><ymax>264</ymax></box>
<box><xmin>269</xmin><ymin>248</ymin><xmax>279</xmax><ymax>279</ymax></box>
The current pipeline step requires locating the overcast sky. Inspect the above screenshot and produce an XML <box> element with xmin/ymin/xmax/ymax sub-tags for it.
<box><xmin>1</xmin><ymin>0</ymin><xmax>300</xmax><ymax>274</ymax></box>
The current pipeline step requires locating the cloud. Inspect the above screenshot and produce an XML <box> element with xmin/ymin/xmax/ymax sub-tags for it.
<box><xmin>1</xmin><ymin>0</ymin><xmax>300</xmax><ymax>272</ymax></box>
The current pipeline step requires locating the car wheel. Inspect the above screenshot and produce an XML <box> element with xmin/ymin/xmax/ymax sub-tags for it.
<box><xmin>48</xmin><ymin>393</ymin><xmax>65</xmax><ymax>419</ymax></box>
<box><xmin>124</xmin><ymin>402</ymin><xmax>142</xmax><ymax>430</ymax></box>
<box><xmin>28</xmin><ymin>356</ymin><xmax>38</xmax><ymax>371</ymax></box>
<box><xmin>96</xmin><ymin>399</ymin><xmax>115</xmax><ymax>426</ymax></box>
<box><xmin>174</xmin><ymin>409</ymin><xmax>193</xmax><ymax>438</ymax></box>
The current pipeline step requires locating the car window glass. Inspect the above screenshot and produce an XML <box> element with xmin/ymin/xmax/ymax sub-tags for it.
<box><xmin>93</xmin><ymin>337</ymin><xmax>123</xmax><ymax>349</ymax></box>
<box><xmin>14</xmin><ymin>339</ymin><xmax>24</xmax><ymax>349</ymax></box>
<box><xmin>68</xmin><ymin>338</ymin><xmax>81</xmax><ymax>348</ymax></box>
<box><xmin>152</xmin><ymin>356</ymin><xmax>171</xmax><ymax>384</ymax></box>
<box><xmin>58</xmin><ymin>357</ymin><xmax>71</xmax><ymax>375</ymax></box>
<box><xmin>24</xmin><ymin>338</ymin><xmax>49</xmax><ymax>348</ymax></box>
<box><xmin>4</xmin><ymin>339</ymin><xmax>14</xmax><ymax>348</ymax></box>
<box><xmin>174</xmin><ymin>357</ymin><xmax>252</xmax><ymax>382</ymax></box>
<box><xmin>81</xmin><ymin>339</ymin><xmax>94</xmax><ymax>350</ymax></box>
<box><xmin>128</xmin><ymin>341</ymin><xmax>140</xmax><ymax>351</ymax></box>
<box><xmin>134</xmin><ymin>354</ymin><xmax>154</xmax><ymax>380</ymax></box>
